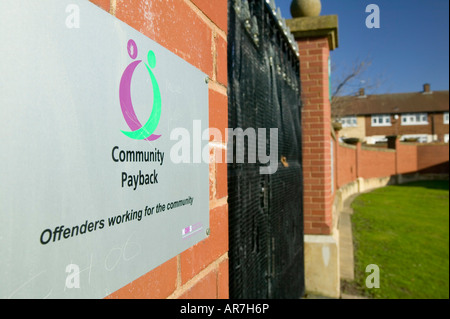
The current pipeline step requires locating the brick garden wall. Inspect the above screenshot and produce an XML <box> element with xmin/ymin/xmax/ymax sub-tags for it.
<box><xmin>417</xmin><ymin>144</ymin><xmax>450</xmax><ymax>174</ymax></box>
<box><xmin>336</xmin><ymin>138</ymin><xmax>449</xmax><ymax>189</ymax></box>
<box><xmin>89</xmin><ymin>0</ymin><xmax>229</xmax><ymax>299</ymax></box>
<box><xmin>358</xmin><ymin>146</ymin><xmax>396</xmax><ymax>180</ymax></box>
<box><xmin>336</xmin><ymin>143</ymin><xmax>357</xmax><ymax>188</ymax></box>
<box><xmin>396</xmin><ymin>142</ymin><xmax>418</xmax><ymax>174</ymax></box>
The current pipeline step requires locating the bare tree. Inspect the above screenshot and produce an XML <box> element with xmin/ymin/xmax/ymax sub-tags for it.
<box><xmin>330</xmin><ymin>56</ymin><xmax>385</xmax><ymax>119</ymax></box>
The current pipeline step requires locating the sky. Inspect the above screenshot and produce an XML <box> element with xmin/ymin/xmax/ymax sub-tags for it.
<box><xmin>278</xmin><ymin>0</ymin><xmax>450</xmax><ymax>95</ymax></box>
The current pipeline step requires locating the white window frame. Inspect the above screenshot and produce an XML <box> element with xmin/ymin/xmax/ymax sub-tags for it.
<box><xmin>371</xmin><ymin>114</ymin><xmax>391</xmax><ymax>127</ymax></box>
<box><xmin>339</xmin><ymin>116</ymin><xmax>358</xmax><ymax>128</ymax></box>
<box><xmin>401</xmin><ymin>113</ymin><xmax>428</xmax><ymax>126</ymax></box>
<box><xmin>444</xmin><ymin>112</ymin><xmax>449</xmax><ymax>125</ymax></box>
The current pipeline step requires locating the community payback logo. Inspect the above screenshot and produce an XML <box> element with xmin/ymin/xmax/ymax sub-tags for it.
<box><xmin>117</xmin><ymin>40</ymin><xmax>279</xmax><ymax>175</ymax></box>
<box><xmin>119</xmin><ymin>39</ymin><xmax>162</xmax><ymax>141</ymax></box>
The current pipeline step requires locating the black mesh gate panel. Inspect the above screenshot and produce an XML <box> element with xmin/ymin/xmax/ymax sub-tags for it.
<box><xmin>228</xmin><ymin>0</ymin><xmax>304</xmax><ymax>299</ymax></box>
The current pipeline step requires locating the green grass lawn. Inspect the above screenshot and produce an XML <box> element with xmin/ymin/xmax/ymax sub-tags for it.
<box><xmin>350</xmin><ymin>180</ymin><xmax>449</xmax><ymax>299</ymax></box>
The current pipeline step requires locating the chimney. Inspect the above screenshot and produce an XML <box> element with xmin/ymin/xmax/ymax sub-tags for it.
<box><xmin>358</xmin><ymin>88</ymin><xmax>366</xmax><ymax>98</ymax></box>
<box><xmin>423</xmin><ymin>83</ymin><xmax>431</xmax><ymax>94</ymax></box>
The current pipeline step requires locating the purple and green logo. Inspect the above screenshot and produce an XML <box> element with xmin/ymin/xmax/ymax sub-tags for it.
<box><xmin>119</xmin><ymin>39</ymin><xmax>161</xmax><ymax>141</ymax></box>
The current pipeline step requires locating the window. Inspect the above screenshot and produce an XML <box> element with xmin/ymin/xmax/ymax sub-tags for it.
<box><xmin>371</xmin><ymin>114</ymin><xmax>391</xmax><ymax>127</ymax></box>
<box><xmin>338</xmin><ymin>116</ymin><xmax>357</xmax><ymax>127</ymax></box>
<box><xmin>444</xmin><ymin>112</ymin><xmax>449</xmax><ymax>125</ymax></box>
<box><xmin>401</xmin><ymin>113</ymin><xmax>428</xmax><ymax>125</ymax></box>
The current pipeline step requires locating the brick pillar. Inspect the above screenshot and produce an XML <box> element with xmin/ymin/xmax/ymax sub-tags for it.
<box><xmin>387</xmin><ymin>135</ymin><xmax>401</xmax><ymax>177</ymax></box>
<box><xmin>288</xmin><ymin>14</ymin><xmax>340</xmax><ymax>298</ymax></box>
<box><xmin>356</xmin><ymin>141</ymin><xmax>362</xmax><ymax>179</ymax></box>
<box><xmin>288</xmin><ymin>16</ymin><xmax>338</xmax><ymax>236</ymax></box>
<box><xmin>333</xmin><ymin>124</ymin><xmax>342</xmax><ymax>189</ymax></box>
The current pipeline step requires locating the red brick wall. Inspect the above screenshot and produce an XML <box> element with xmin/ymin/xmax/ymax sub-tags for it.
<box><xmin>89</xmin><ymin>0</ymin><xmax>229</xmax><ymax>299</ymax></box>
<box><xmin>336</xmin><ymin>143</ymin><xmax>357</xmax><ymax>188</ymax></box>
<box><xmin>358</xmin><ymin>147</ymin><xmax>396</xmax><ymax>179</ymax></box>
<box><xmin>396</xmin><ymin>142</ymin><xmax>418</xmax><ymax>174</ymax></box>
<box><xmin>336</xmin><ymin>140</ymin><xmax>448</xmax><ymax>188</ymax></box>
<box><xmin>417</xmin><ymin>144</ymin><xmax>450</xmax><ymax>174</ymax></box>
<box><xmin>297</xmin><ymin>38</ymin><xmax>333</xmax><ymax>235</ymax></box>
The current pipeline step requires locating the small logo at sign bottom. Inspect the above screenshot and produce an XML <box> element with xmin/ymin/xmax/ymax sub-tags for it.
<box><xmin>182</xmin><ymin>223</ymin><xmax>203</xmax><ymax>240</ymax></box>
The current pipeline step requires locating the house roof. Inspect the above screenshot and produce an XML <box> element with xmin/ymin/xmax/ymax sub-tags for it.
<box><xmin>335</xmin><ymin>90</ymin><xmax>449</xmax><ymax>116</ymax></box>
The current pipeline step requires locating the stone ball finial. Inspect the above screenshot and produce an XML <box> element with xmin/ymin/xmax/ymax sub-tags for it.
<box><xmin>290</xmin><ymin>0</ymin><xmax>322</xmax><ymax>18</ymax></box>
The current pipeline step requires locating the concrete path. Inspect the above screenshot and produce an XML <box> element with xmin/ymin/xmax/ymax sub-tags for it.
<box><xmin>338</xmin><ymin>193</ymin><xmax>369</xmax><ymax>299</ymax></box>
<box><xmin>338</xmin><ymin>194</ymin><xmax>359</xmax><ymax>281</ymax></box>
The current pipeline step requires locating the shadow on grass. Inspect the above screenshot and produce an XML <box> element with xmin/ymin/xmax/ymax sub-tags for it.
<box><xmin>395</xmin><ymin>179</ymin><xmax>449</xmax><ymax>191</ymax></box>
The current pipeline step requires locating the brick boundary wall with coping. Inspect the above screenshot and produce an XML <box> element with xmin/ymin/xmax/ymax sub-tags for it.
<box><xmin>335</xmin><ymin>134</ymin><xmax>449</xmax><ymax>190</ymax></box>
<box><xmin>89</xmin><ymin>0</ymin><xmax>229</xmax><ymax>299</ymax></box>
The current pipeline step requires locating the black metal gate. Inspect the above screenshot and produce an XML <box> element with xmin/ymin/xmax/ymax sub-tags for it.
<box><xmin>228</xmin><ymin>0</ymin><xmax>304</xmax><ymax>299</ymax></box>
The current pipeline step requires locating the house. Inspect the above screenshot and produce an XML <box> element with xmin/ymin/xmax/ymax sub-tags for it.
<box><xmin>335</xmin><ymin>84</ymin><xmax>449</xmax><ymax>144</ymax></box>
